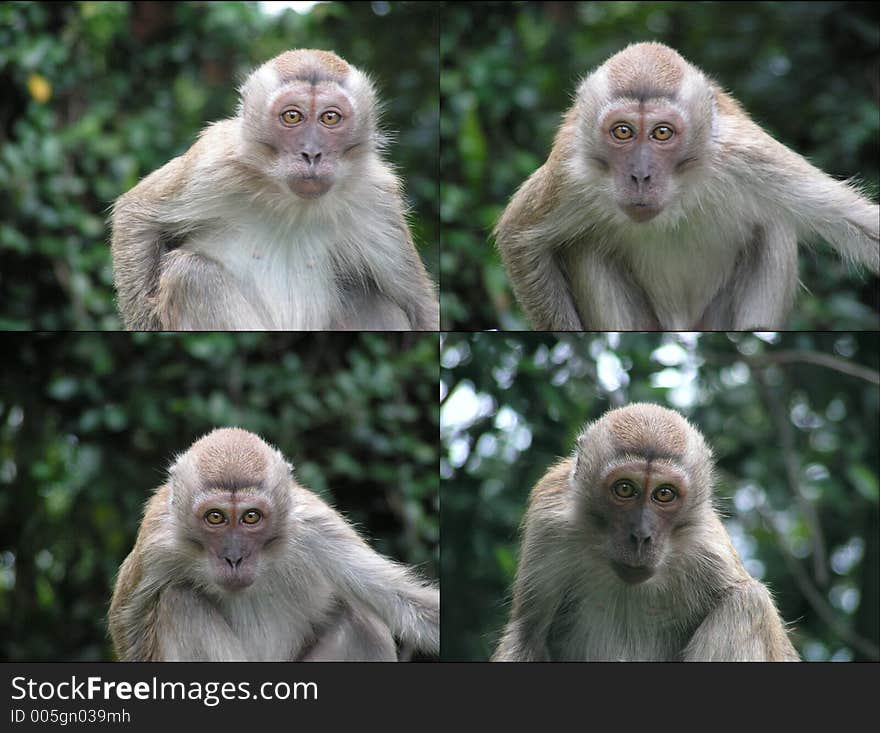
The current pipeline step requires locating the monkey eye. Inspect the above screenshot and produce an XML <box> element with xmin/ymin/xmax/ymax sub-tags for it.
<box><xmin>204</xmin><ymin>510</ymin><xmax>226</xmax><ymax>525</ymax></box>
<box><xmin>653</xmin><ymin>485</ymin><xmax>677</xmax><ymax>503</ymax></box>
<box><xmin>280</xmin><ymin>109</ymin><xmax>304</xmax><ymax>125</ymax></box>
<box><xmin>241</xmin><ymin>509</ymin><xmax>262</xmax><ymax>525</ymax></box>
<box><xmin>320</xmin><ymin>110</ymin><xmax>342</xmax><ymax>126</ymax></box>
<box><xmin>650</xmin><ymin>125</ymin><xmax>674</xmax><ymax>141</ymax></box>
<box><xmin>612</xmin><ymin>479</ymin><xmax>638</xmax><ymax>499</ymax></box>
<box><xmin>610</xmin><ymin>124</ymin><xmax>634</xmax><ymax>141</ymax></box>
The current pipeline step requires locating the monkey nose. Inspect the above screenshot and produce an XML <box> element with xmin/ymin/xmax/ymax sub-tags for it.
<box><xmin>629</xmin><ymin>532</ymin><xmax>652</xmax><ymax>553</ymax></box>
<box><xmin>301</xmin><ymin>151</ymin><xmax>322</xmax><ymax>168</ymax></box>
<box><xmin>629</xmin><ymin>173</ymin><xmax>651</xmax><ymax>191</ymax></box>
<box><xmin>223</xmin><ymin>555</ymin><xmax>244</xmax><ymax>570</ymax></box>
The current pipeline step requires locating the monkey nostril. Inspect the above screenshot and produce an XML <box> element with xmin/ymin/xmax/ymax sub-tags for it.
<box><xmin>224</xmin><ymin>556</ymin><xmax>243</xmax><ymax>570</ymax></box>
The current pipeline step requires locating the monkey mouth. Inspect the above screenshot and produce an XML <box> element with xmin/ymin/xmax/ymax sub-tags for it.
<box><xmin>218</xmin><ymin>578</ymin><xmax>254</xmax><ymax>591</ymax></box>
<box><xmin>217</xmin><ymin>572</ymin><xmax>256</xmax><ymax>591</ymax></box>
<box><xmin>611</xmin><ymin>561</ymin><xmax>655</xmax><ymax>584</ymax></box>
<box><xmin>621</xmin><ymin>203</ymin><xmax>661</xmax><ymax>223</ymax></box>
<box><xmin>288</xmin><ymin>175</ymin><xmax>333</xmax><ymax>199</ymax></box>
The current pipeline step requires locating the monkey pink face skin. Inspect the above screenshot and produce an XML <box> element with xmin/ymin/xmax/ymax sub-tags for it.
<box><xmin>191</xmin><ymin>493</ymin><xmax>277</xmax><ymax>591</ymax></box>
<box><xmin>592</xmin><ymin>461</ymin><xmax>688</xmax><ymax>584</ymax></box>
<box><xmin>597</xmin><ymin>103</ymin><xmax>689</xmax><ymax>222</ymax></box>
<box><xmin>268</xmin><ymin>82</ymin><xmax>358</xmax><ymax>199</ymax></box>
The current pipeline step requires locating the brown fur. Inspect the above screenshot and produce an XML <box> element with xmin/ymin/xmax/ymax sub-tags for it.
<box><xmin>605</xmin><ymin>404</ymin><xmax>688</xmax><ymax>456</ymax></box>
<box><xmin>606</xmin><ymin>42</ymin><xmax>684</xmax><ymax>96</ymax></box>
<box><xmin>529</xmin><ymin>457</ymin><xmax>572</xmax><ymax>505</ymax></box>
<box><xmin>272</xmin><ymin>49</ymin><xmax>350</xmax><ymax>81</ymax></box>
<box><xmin>190</xmin><ymin>428</ymin><xmax>269</xmax><ymax>489</ymax></box>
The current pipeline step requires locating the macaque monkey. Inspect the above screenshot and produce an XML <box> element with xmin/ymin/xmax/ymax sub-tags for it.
<box><xmin>111</xmin><ymin>49</ymin><xmax>438</xmax><ymax>331</ymax></box>
<box><xmin>496</xmin><ymin>42</ymin><xmax>879</xmax><ymax>330</ymax></box>
<box><xmin>109</xmin><ymin>428</ymin><xmax>439</xmax><ymax>661</ymax></box>
<box><xmin>494</xmin><ymin>403</ymin><xmax>800</xmax><ymax>661</ymax></box>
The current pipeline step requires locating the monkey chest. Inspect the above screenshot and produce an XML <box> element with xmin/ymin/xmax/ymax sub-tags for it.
<box><xmin>184</xmin><ymin>223</ymin><xmax>342</xmax><ymax>329</ymax></box>
<box><xmin>549</xmin><ymin>594</ymin><xmax>694</xmax><ymax>661</ymax></box>
<box><xmin>618</xmin><ymin>230</ymin><xmax>743</xmax><ymax>329</ymax></box>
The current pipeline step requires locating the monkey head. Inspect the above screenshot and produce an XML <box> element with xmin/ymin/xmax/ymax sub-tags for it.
<box><xmin>572</xmin><ymin>43</ymin><xmax>716</xmax><ymax>223</ymax></box>
<box><xmin>168</xmin><ymin>428</ymin><xmax>293</xmax><ymax>592</ymax></box>
<box><xmin>239</xmin><ymin>49</ymin><xmax>379</xmax><ymax>200</ymax></box>
<box><xmin>572</xmin><ymin>403</ymin><xmax>715</xmax><ymax>584</ymax></box>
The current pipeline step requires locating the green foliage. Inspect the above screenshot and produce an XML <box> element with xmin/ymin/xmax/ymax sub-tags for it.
<box><xmin>0</xmin><ymin>1</ymin><xmax>438</xmax><ymax>329</ymax></box>
<box><xmin>440</xmin><ymin>2</ymin><xmax>880</xmax><ymax>329</ymax></box>
<box><xmin>440</xmin><ymin>332</ymin><xmax>880</xmax><ymax>661</ymax></box>
<box><xmin>0</xmin><ymin>332</ymin><xmax>439</xmax><ymax>661</ymax></box>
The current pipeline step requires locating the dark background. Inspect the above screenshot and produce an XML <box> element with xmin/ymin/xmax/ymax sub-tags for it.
<box><xmin>440</xmin><ymin>332</ymin><xmax>879</xmax><ymax>661</ymax></box>
<box><xmin>0</xmin><ymin>1</ymin><xmax>439</xmax><ymax>330</ymax></box>
<box><xmin>0</xmin><ymin>332</ymin><xmax>439</xmax><ymax>661</ymax></box>
<box><xmin>440</xmin><ymin>1</ymin><xmax>880</xmax><ymax>330</ymax></box>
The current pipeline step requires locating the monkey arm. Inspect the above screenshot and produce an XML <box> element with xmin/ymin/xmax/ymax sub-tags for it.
<box><xmin>494</xmin><ymin>477</ymin><xmax>574</xmax><ymax>661</ymax></box>
<box><xmin>563</xmin><ymin>246</ymin><xmax>661</xmax><ymax>330</ymax></box>
<box><xmin>681</xmin><ymin>580</ymin><xmax>799</xmax><ymax>661</ymax></box>
<box><xmin>333</xmin><ymin>231</ymin><xmax>439</xmax><ymax>330</ymax></box>
<box><xmin>298</xmin><ymin>602</ymin><xmax>397</xmax><ymax>661</ymax></box>
<box><xmin>111</xmin><ymin>122</ymin><xmax>253</xmax><ymax>331</ymax></box>
<box><xmin>155</xmin><ymin>249</ymin><xmax>271</xmax><ymax>330</ymax></box>
<box><xmin>699</xmin><ymin>220</ymin><xmax>798</xmax><ymax>329</ymax></box>
<box><xmin>110</xmin><ymin>157</ymin><xmax>191</xmax><ymax>330</ymax></box>
<box><xmin>493</xmin><ymin>537</ymin><xmax>570</xmax><ymax>661</ymax></box>
<box><xmin>341</xmin><ymin>176</ymin><xmax>439</xmax><ymax>330</ymax></box>
<box><xmin>296</xmin><ymin>492</ymin><xmax>439</xmax><ymax>654</ymax></box>
<box><xmin>495</xmin><ymin>165</ymin><xmax>585</xmax><ymax>330</ymax></box>
<box><xmin>382</xmin><ymin>218</ymin><xmax>440</xmax><ymax>330</ymax></box>
<box><xmin>722</xmin><ymin>117</ymin><xmax>879</xmax><ymax>274</ymax></box>
<box><xmin>151</xmin><ymin>584</ymin><xmax>250</xmax><ymax>661</ymax></box>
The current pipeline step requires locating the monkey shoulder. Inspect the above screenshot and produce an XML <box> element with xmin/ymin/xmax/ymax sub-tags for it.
<box><xmin>118</xmin><ymin>143</ymin><xmax>203</xmax><ymax>211</ymax></box>
<box><xmin>528</xmin><ymin>459</ymin><xmax>575</xmax><ymax>512</ymax></box>
<box><xmin>497</xmin><ymin>163</ymin><xmax>561</xmax><ymax>237</ymax></box>
<box><xmin>126</xmin><ymin>120</ymin><xmax>243</xmax><ymax>205</ymax></box>
<box><xmin>716</xmin><ymin>578</ymin><xmax>781</xmax><ymax>616</ymax></box>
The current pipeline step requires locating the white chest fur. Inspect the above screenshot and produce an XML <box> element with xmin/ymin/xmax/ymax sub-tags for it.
<box><xmin>220</xmin><ymin>576</ymin><xmax>335</xmax><ymax>661</ymax></box>
<box><xmin>551</xmin><ymin>580</ymin><xmax>693</xmax><ymax>661</ymax></box>
<box><xmin>617</xmin><ymin>219</ymin><xmax>746</xmax><ymax>329</ymax></box>
<box><xmin>184</xmin><ymin>211</ymin><xmax>340</xmax><ymax>330</ymax></box>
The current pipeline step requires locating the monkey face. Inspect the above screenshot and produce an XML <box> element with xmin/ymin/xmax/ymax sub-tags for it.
<box><xmin>263</xmin><ymin>81</ymin><xmax>362</xmax><ymax>199</ymax></box>
<box><xmin>590</xmin><ymin>460</ymin><xmax>688</xmax><ymax>584</ymax></box>
<box><xmin>595</xmin><ymin>102</ymin><xmax>695</xmax><ymax>222</ymax></box>
<box><xmin>188</xmin><ymin>491</ymin><xmax>278</xmax><ymax>591</ymax></box>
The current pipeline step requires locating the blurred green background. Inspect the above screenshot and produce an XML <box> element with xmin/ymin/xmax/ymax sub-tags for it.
<box><xmin>0</xmin><ymin>1</ymin><xmax>439</xmax><ymax>330</ymax></box>
<box><xmin>440</xmin><ymin>332</ymin><xmax>879</xmax><ymax>661</ymax></box>
<box><xmin>0</xmin><ymin>332</ymin><xmax>439</xmax><ymax>661</ymax></box>
<box><xmin>440</xmin><ymin>1</ymin><xmax>880</xmax><ymax>330</ymax></box>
